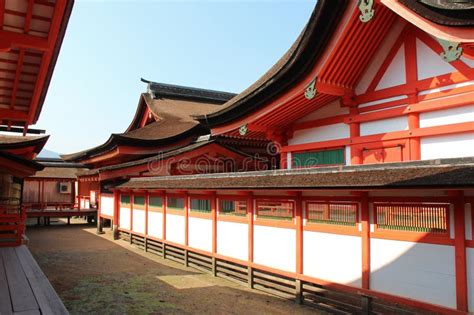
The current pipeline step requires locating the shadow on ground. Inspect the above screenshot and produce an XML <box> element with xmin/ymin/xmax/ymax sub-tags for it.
<box><xmin>26</xmin><ymin>220</ymin><xmax>320</xmax><ymax>315</ymax></box>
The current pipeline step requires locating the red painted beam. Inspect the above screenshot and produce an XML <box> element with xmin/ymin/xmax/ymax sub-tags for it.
<box><xmin>28</xmin><ymin>0</ymin><xmax>68</xmax><ymax>124</ymax></box>
<box><xmin>0</xmin><ymin>30</ymin><xmax>50</xmax><ymax>51</ymax></box>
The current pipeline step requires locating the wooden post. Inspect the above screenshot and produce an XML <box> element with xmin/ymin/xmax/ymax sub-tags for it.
<box><xmin>96</xmin><ymin>191</ymin><xmax>104</xmax><ymax>234</ymax></box>
<box><xmin>163</xmin><ymin>191</ymin><xmax>167</xmax><ymax>258</ymax></box>
<box><xmin>113</xmin><ymin>190</ymin><xmax>119</xmax><ymax>240</ymax></box>
<box><xmin>408</xmin><ymin>112</ymin><xmax>420</xmax><ymax>160</ymax></box>
<box><xmin>211</xmin><ymin>192</ymin><xmax>217</xmax><ymax>276</ymax></box>
<box><xmin>184</xmin><ymin>192</ymin><xmax>189</xmax><ymax>247</ymax></box>
<box><xmin>453</xmin><ymin>192</ymin><xmax>468</xmax><ymax>311</ymax></box>
<box><xmin>361</xmin><ymin>193</ymin><xmax>370</xmax><ymax>290</ymax></box>
<box><xmin>295</xmin><ymin>192</ymin><xmax>303</xmax><ymax>304</ymax></box>
<box><xmin>247</xmin><ymin>192</ymin><xmax>254</xmax><ymax>288</ymax></box>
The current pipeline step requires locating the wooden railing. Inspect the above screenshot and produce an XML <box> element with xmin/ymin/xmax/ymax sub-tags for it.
<box><xmin>0</xmin><ymin>203</ymin><xmax>26</xmax><ymax>247</ymax></box>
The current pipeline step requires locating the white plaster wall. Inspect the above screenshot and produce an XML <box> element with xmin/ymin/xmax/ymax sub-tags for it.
<box><xmin>253</xmin><ymin>225</ymin><xmax>296</xmax><ymax>272</ymax></box>
<box><xmin>345</xmin><ymin>146</ymin><xmax>351</xmax><ymax>166</ymax></box>
<box><xmin>355</xmin><ymin>19</ymin><xmax>406</xmax><ymax>95</ymax></box>
<box><xmin>147</xmin><ymin>211</ymin><xmax>163</xmax><ymax>239</ymax></box>
<box><xmin>132</xmin><ymin>209</ymin><xmax>146</xmax><ymax>234</ymax></box>
<box><xmin>467</xmin><ymin>248</ymin><xmax>474</xmax><ymax>313</ymax></box>
<box><xmin>217</xmin><ymin>221</ymin><xmax>248</xmax><ymax>261</ymax></box>
<box><xmin>188</xmin><ymin>217</ymin><xmax>212</xmax><ymax>252</ymax></box>
<box><xmin>420</xmin><ymin>133</ymin><xmax>474</xmax><ymax>160</ymax></box>
<box><xmin>417</xmin><ymin>39</ymin><xmax>456</xmax><ymax>80</ymax></box>
<box><xmin>303</xmin><ymin>231</ymin><xmax>362</xmax><ymax>287</ymax></box>
<box><xmin>166</xmin><ymin>213</ymin><xmax>185</xmax><ymax>245</ymax></box>
<box><xmin>100</xmin><ymin>195</ymin><xmax>114</xmax><ymax>217</ymax></box>
<box><xmin>289</xmin><ymin>123</ymin><xmax>349</xmax><ymax>146</ymax></box>
<box><xmin>119</xmin><ymin>206</ymin><xmax>130</xmax><ymax>230</ymax></box>
<box><xmin>420</xmin><ymin>105</ymin><xmax>474</xmax><ymax>128</ymax></box>
<box><xmin>376</xmin><ymin>44</ymin><xmax>406</xmax><ymax>91</ymax></box>
<box><xmin>360</xmin><ymin>116</ymin><xmax>408</xmax><ymax>136</ymax></box>
<box><xmin>466</xmin><ymin>203</ymin><xmax>472</xmax><ymax>241</ymax></box>
<box><xmin>370</xmin><ymin>238</ymin><xmax>456</xmax><ymax>308</ymax></box>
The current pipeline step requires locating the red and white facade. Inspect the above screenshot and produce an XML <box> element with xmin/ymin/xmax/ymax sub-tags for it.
<box><xmin>77</xmin><ymin>0</ymin><xmax>474</xmax><ymax>313</ymax></box>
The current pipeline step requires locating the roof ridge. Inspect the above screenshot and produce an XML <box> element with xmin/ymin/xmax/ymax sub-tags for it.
<box><xmin>141</xmin><ymin>78</ymin><xmax>236</xmax><ymax>103</ymax></box>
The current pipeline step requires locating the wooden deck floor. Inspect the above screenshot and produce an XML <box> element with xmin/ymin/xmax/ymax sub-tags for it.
<box><xmin>0</xmin><ymin>246</ymin><xmax>68</xmax><ymax>315</ymax></box>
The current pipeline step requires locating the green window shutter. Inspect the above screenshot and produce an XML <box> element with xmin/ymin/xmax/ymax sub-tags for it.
<box><xmin>292</xmin><ymin>148</ymin><xmax>344</xmax><ymax>168</ymax></box>
<box><xmin>149</xmin><ymin>197</ymin><xmax>163</xmax><ymax>208</ymax></box>
<box><xmin>191</xmin><ymin>199</ymin><xmax>211</xmax><ymax>213</ymax></box>
<box><xmin>167</xmin><ymin>197</ymin><xmax>184</xmax><ymax>211</ymax></box>
<box><xmin>120</xmin><ymin>195</ymin><xmax>130</xmax><ymax>206</ymax></box>
<box><xmin>134</xmin><ymin>196</ymin><xmax>145</xmax><ymax>206</ymax></box>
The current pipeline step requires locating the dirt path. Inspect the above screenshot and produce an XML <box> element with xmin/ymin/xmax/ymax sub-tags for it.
<box><xmin>26</xmin><ymin>220</ymin><xmax>322</xmax><ymax>315</ymax></box>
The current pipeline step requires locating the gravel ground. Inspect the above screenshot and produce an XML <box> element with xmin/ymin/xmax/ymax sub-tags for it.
<box><xmin>26</xmin><ymin>219</ymin><xmax>323</xmax><ymax>315</ymax></box>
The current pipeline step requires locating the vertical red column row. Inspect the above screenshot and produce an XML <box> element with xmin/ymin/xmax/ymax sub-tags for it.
<box><xmin>453</xmin><ymin>192</ymin><xmax>468</xmax><ymax>312</ymax></box>
<box><xmin>361</xmin><ymin>193</ymin><xmax>370</xmax><ymax>289</ymax></box>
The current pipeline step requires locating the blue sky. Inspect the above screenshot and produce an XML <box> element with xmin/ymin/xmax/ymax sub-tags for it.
<box><xmin>36</xmin><ymin>0</ymin><xmax>316</xmax><ymax>154</ymax></box>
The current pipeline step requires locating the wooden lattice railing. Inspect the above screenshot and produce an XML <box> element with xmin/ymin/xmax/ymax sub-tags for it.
<box><xmin>0</xmin><ymin>203</ymin><xmax>26</xmax><ymax>247</ymax></box>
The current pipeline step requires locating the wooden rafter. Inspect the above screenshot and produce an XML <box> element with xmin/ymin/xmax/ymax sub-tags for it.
<box><xmin>0</xmin><ymin>0</ymin><xmax>4</xmax><ymax>27</ymax></box>
<box><xmin>10</xmin><ymin>0</ymin><xmax>34</xmax><ymax>111</ymax></box>
<box><xmin>28</xmin><ymin>0</ymin><xmax>68</xmax><ymax>125</ymax></box>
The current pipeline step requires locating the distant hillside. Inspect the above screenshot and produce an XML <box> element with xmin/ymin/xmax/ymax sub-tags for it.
<box><xmin>38</xmin><ymin>149</ymin><xmax>61</xmax><ymax>159</ymax></box>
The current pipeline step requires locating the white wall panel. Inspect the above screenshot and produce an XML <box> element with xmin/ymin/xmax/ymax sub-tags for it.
<box><xmin>303</xmin><ymin>231</ymin><xmax>362</xmax><ymax>287</ymax></box>
<box><xmin>147</xmin><ymin>211</ymin><xmax>163</xmax><ymax>239</ymax></box>
<box><xmin>289</xmin><ymin>123</ymin><xmax>349</xmax><ymax>146</ymax></box>
<box><xmin>421</xmin><ymin>133</ymin><xmax>474</xmax><ymax>160</ymax></box>
<box><xmin>100</xmin><ymin>195</ymin><xmax>114</xmax><ymax>217</ymax></box>
<box><xmin>217</xmin><ymin>221</ymin><xmax>248</xmax><ymax>261</ymax></box>
<box><xmin>254</xmin><ymin>225</ymin><xmax>296</xmax><ymax>272</ymax></box>
<box><xmin>467</xmin><ymin>248</ymin><xmax>474</xmax><ymax>313</ymax></box>
<box><xmin>360</xmin><ymin>116</ymin><xmax>408</xmax><ymax>136</ymax></box>
<box><xmin>132</xmin><ymin>209</ymin><xmax>146</xmax><ymax>234</ymax></box>
<box><xmin>119</xmin><ymin>206</ymin><xmax>130</xmax><ymax>230</ymax></box>
<box><xmin>420</xmin><ymin>105</ymin><xmax>474</xmax><ymax>128</ymax></box>
<box><xmin>166</xmin><ymin>214</ymin><xmax>185</xmax><ymax>245</ymax></box>
<box><xmin>417</xmin><ymin>39</ymin><xmax>456</xmax><ymax>80</ymax></box>
<box><xmin>188</xmin><ymin>217</ymin><xmax>212</xmax><ymax>252</ymax></box>
<box><xmin>370</xmin><ymin>238</ymin><xmax>456</xmax><ymax>308</ymax></box>
<box><xmin>376</xmin><ymin>44</ymin><xmax>406</xmax><ymax>90</ymax></box>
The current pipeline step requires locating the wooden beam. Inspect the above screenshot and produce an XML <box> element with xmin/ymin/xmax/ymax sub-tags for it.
<box><xmin>0</xmin><ymin>31</ymin><xmax>50</xmax><ymax>51</ymax></box>
<box><xmin>28</xmin><ymin>0</ymin><xmax>68</xmax><ymax>124</ymax></box>
<box><xmin>10</xmin><ymin>49</ymin><xmax>25</xmax><ymax>110</ymax></box>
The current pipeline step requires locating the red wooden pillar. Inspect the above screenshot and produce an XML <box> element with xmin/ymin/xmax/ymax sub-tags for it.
<box><xmin>71</xmin><ymin>180</ymin><xmax>76</xmax><ymax>208</ymax></box>
<box><xmin>280</xmin><ymin>152</ymin><xmax>288</xmax><ymax>169</ymax></box>
<box><xmin>247</xmin><ymin>192</ymin><xmax>254</xmax><ymax>288</ymax></box>
<box><xmin>361</xmin><ymin>193</ymin><xmax>370</xmax><ymax>289</ymax></box>
<box><xmin>453</xmin><ymin>192</ymin><xmax>468</xmax><ymax>311</ymax></box>
<box><xmin>349</xmin><ymin>107</ymin><xmax>362</xmax><ymax>165</ymax></box>
<box><xmin>295</xmin><ymin>192</ymin><xmax>304</xmax><ymax>304</ymax></box>
<box><xmin>113</xmin><ymin>190</ymin><xmax>119</xmax><ymax>240</ymax></box>
<box><xmin>77</xmin><ymin>180</ymin><xmax>81</xmax><ymax>209</ymax></box>
<box><xmin>130</xmin><ymin>193</ymin><xmax>134</xmax><ymax>234</ymax></box>
<box><xmin>295</xmin><ymin>192</ymin><xmax>303</xmax><ymax>274</ymax></box>
<box><xmin>184</xmin><ymin>192</ymin><xmax>189</xmax><ymax>246</ymax></box>
<box><xmin>408</xmin><ymin>112</ymin><xmax>420</xmax><ymax>161</ymax></box>
<box><xmin>145</xmin><ymin>191</ymin><xmax>149</xmax><ymax>237</ymax></box>
<box><xmin>211</xmin><ymin>192</ymin><xmax>217</xmax><ymax>254</ymax></box>
<box><xmin>163</xmin><ymin>192</ymin><xmax>167</xmax><ymax>241</ymax></box>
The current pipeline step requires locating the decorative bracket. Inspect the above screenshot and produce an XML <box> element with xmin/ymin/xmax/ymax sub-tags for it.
<box><xmin>304</xmin><ymin>78</ymin><xmax>317</xmax><ymax>100</ymax></box>
<box><xmin>239</xmin><ymin>124</ymin><xmax>248</xmax><ymax>136</ymax></box>
<box><xmin>358</xmin><ymin>0</ymin><xmax>375</xmax><ymax>23</ymax></box>
<box><xmin>437</xmin><ymin>38</ymin><xmax>462</xmax><ymax>63</ymax></box>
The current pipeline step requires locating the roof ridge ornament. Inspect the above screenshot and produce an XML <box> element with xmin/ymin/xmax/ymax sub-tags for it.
<box><xmin>358</xmin><ymin>0</ymin><xmax>375</xmax><ymax>23</ymax></box>
<box><xmin>436</xmin><ymin>38</ymin><xmax>463</xmax><ymax>62</ymax></box>
<box><xmin>304</xmin><ymin>77</ymin><xmax>317</xmax><ymax>100</ymax></box>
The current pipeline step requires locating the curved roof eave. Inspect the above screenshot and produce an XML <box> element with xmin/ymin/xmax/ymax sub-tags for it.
<box><xmin>194</xmin><ymin>0</ymin><xmax>349</xmax><ymax>127</ymax></box>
